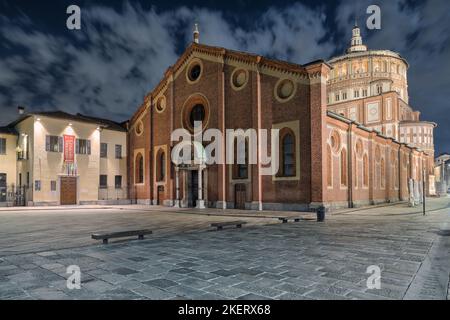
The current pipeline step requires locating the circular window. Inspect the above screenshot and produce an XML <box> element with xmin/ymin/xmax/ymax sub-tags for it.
<box><xmin>181</xmin><ymin>94</ymin><xmax>210</xmax><ymax>133</ymax></box>
<box><xmin>135</xmin><ymin>120</ymin><xmax>143</xmax><ymax>136</ymax></box>
<box><xmin>330</xmin><ymin>130</ymin><xmax>341</xmax><ymax>153</ymax></box>
<box><xmin>231</xmin><ymin>68</ymin><xmax>248</xmax><ymax>90</ymax></box>
<box><xmin>186</xmin><ymin>59</ymin><xmax>203</xmax><ymax>84</ymax></box>
<box><xmin>189</xmin><ymin>104</ymin><xmax>205</xmax><ymax>128</ymax></box>
<box><xmin>275</xmin><ymin>79</ymin><xmax>296</xmax><ymax>102</ymax></box>
<box><xmin>155</xmin><ymin>96</ymin><xmax>166</xmax><ymax>113</ymax></box>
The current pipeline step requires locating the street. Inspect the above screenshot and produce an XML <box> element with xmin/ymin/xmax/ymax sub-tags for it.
<box><xmin>0</xmin><ymin>198</ymin><xmax>449</xmax><ymax>300</ymax></box>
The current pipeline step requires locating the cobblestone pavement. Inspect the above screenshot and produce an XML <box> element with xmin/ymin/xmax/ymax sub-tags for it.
<box><xmin>0</xmin><ymin>208</ymin><xmax>286</xmax><ymax>256</ymax></box>
<box><xmin>0</xmin><ymin>199</ymin><xmax>449</xmax><ymax>300</ymax></box>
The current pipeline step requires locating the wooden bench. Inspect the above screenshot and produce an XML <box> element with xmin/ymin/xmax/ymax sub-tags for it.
<box><xmin>91</xmin><ymin>229</ymin><xmax>152</xmax><ymax>244</ymax></box>
<box><xmin>278</xmin><ymin>217</ymin><xmax>302</xmax><ymax>223</ymax></box>
<box><xmin>211</xmin><ymin>221</ymin><xmax>247</xmax><ymax>231</ymax></box>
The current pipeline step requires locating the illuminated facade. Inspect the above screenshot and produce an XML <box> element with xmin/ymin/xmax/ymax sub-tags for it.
<box><xmin>0</xmin><ymin>111</ymin><xmax>127</xmax><ymax>206</ymax></box>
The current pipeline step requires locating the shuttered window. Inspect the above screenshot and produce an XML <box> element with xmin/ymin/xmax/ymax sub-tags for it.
<box><xmin>99</xmin><ymin>175</ymin><xmax>107</xmax><ymax>189</ymax></box>
<box><xmin>115</xmin><ymin>176</ymin><xmax>122</xmax><ymax>189</ymax></box>
<box><xmin>76</xmin><ymin>139</ymin><xmax>91</xmax><ymax>155</ymax></box>
<box><xmin>115</xmin><ymin>145</ymin><xmax>122</xmax><ymax>159</ymax></box>
<box><xmin>45</xmin><ymin>136</ymin><xmax>63</xmax><ymax>152</ymax></box>
<box><xmin>100</xmin><ymin>143</ymin><xmax>108</xmax><ymax>158</ymax></box>
<box><xmin>0</xmin><ymin>138</ymin><xmax>6</xmax><ymax>155</ymax></box>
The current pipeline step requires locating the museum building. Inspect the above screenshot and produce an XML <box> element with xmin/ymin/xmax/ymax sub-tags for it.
<box><xmin>127</xmin><ymin>25</ymin><xmax>433</xmax><ymax>210</ymax></box>
<box><xmin>0</xmin><ymin>110</ymin><xmax>128</xmax><ymax>206</ymax></box>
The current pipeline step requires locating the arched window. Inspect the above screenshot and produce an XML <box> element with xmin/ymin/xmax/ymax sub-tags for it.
<box><xmin>157</xmin><ymin>151</ymin><xmax>166</xmax><ymax>182</ymax></box>
<box><xmin>327</xmin><ymin>145</ymin><xmax>332</xmax><ymax>187</ymax></box>
<box><xmin>281</xmin><ymin>132</ymin><xmax>295</xmax><ymax>177</ymax></box>
<box><xmin>377</xmin><ymin>84</ymin><xmax>382</xmax><ymax>94</ymax></box>
<box><xmin>363</xmin><ymin>154</ymin><xmax>369</xmax><ymax>187</ymax></box>
<box><xmin>135</xmin><ymin>153</ymin><xmax>144</xmax><ymax>184</ymax></box>
<box><xmin>189</xmin><ymin>104</ymin><xmax>205</xmax><ymax>128</ymax></box>
<box><xmin>340</xmin><ymin>148</ymin><xmax>347</xmax><ymax>187</ymax></box>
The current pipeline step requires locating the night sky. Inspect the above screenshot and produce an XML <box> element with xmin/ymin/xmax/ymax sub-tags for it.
<box><xmin>0</xmin><ymin>0</ymin><xmax>449</xmax><ymax>154</ymax></box>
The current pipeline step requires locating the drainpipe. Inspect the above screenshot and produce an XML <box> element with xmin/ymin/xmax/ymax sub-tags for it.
<box><xmin>398</xmin><ymin>147</ymin><xmax>402</xmax><ymax>200</ymax></box>
<box><xmin>347</xmin><ymin>123</ymin><xmax>353</xmax><ymax>208</ymax></box>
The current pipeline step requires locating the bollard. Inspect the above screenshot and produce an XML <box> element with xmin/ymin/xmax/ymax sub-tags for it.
<box><xmin>317</xmin><ymin>206</ymin><xmax>325</xmax><ymax>222</ymax></box>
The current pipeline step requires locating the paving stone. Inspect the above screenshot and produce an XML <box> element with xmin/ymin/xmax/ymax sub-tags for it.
<box><xmin>305</xmin><ymin>289</ymin><xmax>349</xmax><ymax>300</ymax></box>
<box><xmin>237</xmin><ymin>293</ymin><xmax>272</xmax><ymax>300</ymax></box>
<box><xmin>189</xmin><ymin>271</ymin><xmax>220</xmax><ymax>280</ymax></box>
<box><xmin>127</xmin><ymin>257</ymin><xmax>149</xmax><ymax>262</ymax></box>
<box><xmin>112</xmin><ymin>267</ymin><xmax>139</xmax><ymax>276</ymax></box>
<box><xmin>165</xmin><ymin>285</ymin><xmax>205</xmax><ymax>298</ymax></box>
<box><xmin>233</xmin><ymin>283</ymin><xmax>284</xmax><ymax>298</ymax></box>
<box><xmin>346</xmin><ymin>290</ymin><xmax>392</xmax><ymax>300</ymax></box>
<box><xmin>143</xmin><ymin>278</ymin><xmax>178</xmax><ymax>289</ymax></box>
<box><xmin>274</xmin><ymin>283</ymin><xmax>310</xmax><ymax>295</ymax></box>
<box><xmin>169</xmin><ymin>268</ymin><xmax>195</xmax><ymax>274</ymax></box>
<box><xmin>1</xmin><ymin>201</ymin><xmax>449</xmax><ymax>300</ymax></box>
<box><xmin>203</xmin><ymin>285</ymin><xmax>249</xmax><ymax>299</ymax></box>
<box><xmin>82</xmin><ymin>280</ymin><xmax>116</xmax><ymax>293</ymax></box>
<box><xmin>177</xmin><ymin>277</ymin><xmax>212</xmax><ymax>289</ymax></box>
<box><xmin>278</xmin><ymin>292</ymin><xmax>313</xmax><ymax>300</ymax></box>
<box><xmin>131</xmin><ymin>285</ymin><xmax>176</xmax><ymax>300</ymax></box>
<box><xmin>211</xmin><ymin>269</ymin><xmax>235</xmax><ymax>277</ymax></box>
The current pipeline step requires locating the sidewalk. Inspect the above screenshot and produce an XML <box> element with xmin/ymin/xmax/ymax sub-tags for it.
<box><xmin>0</xmin><ymin>205</ymin><xmax>114</xmax><ymax>212</ymax></box>
<box><xmin>0</xmin><ymin>196</ymin><xmax>448</xmax><ymax>217</ymax></box>
<box><xmin>333</xmin><ymin>195</ymin><xmax>450</xmax><ymax>216</ymax></box>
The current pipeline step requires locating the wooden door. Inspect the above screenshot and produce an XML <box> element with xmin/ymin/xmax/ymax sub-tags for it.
<box><xmin>60</xmin><ymin>177</ymin><xmax>77</xmax><ymax>205</ymax></box>
<box><xmin>157</xmin><ymin>186</ymin><xmax>164</xmax><ymax>205</ymax></box>
<box><xmin>234</xmin><ymin>184</ymin><xmax>246</xmax><ymax>210</ymax></box>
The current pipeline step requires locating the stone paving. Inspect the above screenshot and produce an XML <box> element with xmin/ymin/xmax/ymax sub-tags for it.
<box><xmin>0</xmin><ymin>207</ymin><xmax>287</xmax><ymax>256</ymax></box>
<box><xmin>0</xmin><ymin>198</ymin><xmax>449</xmax><ymax>300</ymax></box>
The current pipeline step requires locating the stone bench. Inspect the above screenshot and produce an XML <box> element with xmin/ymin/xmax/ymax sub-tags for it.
<box><xmin>91</xmin><ymin>229</ymin><xmax>153</xmax><ymax>244</ymax></box>
<box><xmin>211</xmin><ymin>221</ymin><xmax>247</xmax><ymax>231</ymax></box>
<box><xmin>277</xmin><ymin>217</ymin><xmax>302</xmax><ymax>223</ymax></box>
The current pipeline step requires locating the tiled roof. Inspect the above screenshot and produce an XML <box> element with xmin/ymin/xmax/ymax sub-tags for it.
<box><xmin>6</xmin><ymin>111</ymin><xmax>126</xmax><ymax>132</ymax></box>
<box><xmin>0</xmin><ymin>126</ymin><xmax>18</xmax><ymax>135</ymax></box>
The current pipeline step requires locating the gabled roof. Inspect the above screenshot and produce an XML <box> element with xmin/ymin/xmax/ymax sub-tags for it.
<box><xmin>130</xmin><ymin>42</ymin><xmax>331</xmax><ymax>124</ymax></box>
<box><xmin>6</xmin><ymin>111</ymin><xmax>126</xmax><ymax>132</ymax></box>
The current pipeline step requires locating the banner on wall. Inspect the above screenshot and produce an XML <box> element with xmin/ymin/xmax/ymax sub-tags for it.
<box><xmin>64</xmin><ymin>135</ymin><xmax>75</xmax><ymax>162</ymax></box>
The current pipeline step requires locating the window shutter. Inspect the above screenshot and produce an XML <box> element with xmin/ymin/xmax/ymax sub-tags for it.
<box><xmin>45</xmin><ymin>136</ymin><xmax>50</xmax><ymax>151</ymax></box>
<box><xmin>87</xmin><ymin>140</ymin><xmax>91</xmax><ymax>155</ymax></box>
<box><xmin>75</xmin><ymin>139</ymin><xmax>79</xmax><ymax>154</ymax></box>
<box><xmin>58</xmin><ymin>136</ymin><xmax>63</xmax><ymax>153</ymax></box>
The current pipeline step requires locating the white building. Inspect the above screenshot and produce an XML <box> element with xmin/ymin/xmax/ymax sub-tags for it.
<box><xmin>0</xmin><ymin>110</ymin><xmax>128</xmax><ymax>206</ymax></box>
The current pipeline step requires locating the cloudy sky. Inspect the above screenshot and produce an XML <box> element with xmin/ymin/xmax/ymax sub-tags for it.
<box><xmin>0</xmin><ymin>0</ymin><xmax>449</xmax><ymax>154</ymax></box>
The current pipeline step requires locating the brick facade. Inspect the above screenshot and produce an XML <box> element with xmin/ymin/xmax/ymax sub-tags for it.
<box><xmin>127</xmin><ymin>43</ymin><xmax>430</xmax><ymax>211</ymax></box>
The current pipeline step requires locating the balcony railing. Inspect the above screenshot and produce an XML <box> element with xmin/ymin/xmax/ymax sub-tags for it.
<box><xmin>98</xmin><ymin>186</ymin><xmax>129</xmax><ymax>201</ymax></box>
<box><xmin>0</xmin><ymin>185</ymin><xmax>31</xmax><ymax>206</ymax></box>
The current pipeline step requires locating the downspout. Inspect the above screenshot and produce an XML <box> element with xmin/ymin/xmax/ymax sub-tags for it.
<box><xmin>149</xmin><ymin>96</ymin><xmax>154</xmax><ymax>204</ymax></box>
<box><xmin>347</xmin><ymin>123</ymin><xmax>353</xmax><ymax>208</ymax></box>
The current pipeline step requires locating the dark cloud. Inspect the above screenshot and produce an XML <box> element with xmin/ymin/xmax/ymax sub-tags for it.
<box><xmin>0</xmin><ymin>0</ymin><xmax>449</xmax><ymax>154</ymax></box>
<box><xmin>336</xmin><ymin>0</ymin><xmax>450</xmax><ymax>154</ymax></box>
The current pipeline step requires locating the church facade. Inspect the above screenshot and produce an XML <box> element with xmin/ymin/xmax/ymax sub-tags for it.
<box><xmin>127</xmin><ymin>26</ymin><xmax>433</xmax><ymax>211</ymax></box>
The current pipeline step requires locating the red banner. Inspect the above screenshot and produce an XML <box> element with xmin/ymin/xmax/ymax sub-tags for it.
<box><xmin>64</xmin><ymin>135</ymin><xmax>75</xmax><ymax>162</ymax></box>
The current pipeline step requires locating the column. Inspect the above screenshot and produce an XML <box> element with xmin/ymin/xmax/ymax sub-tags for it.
<box><xmin>174</xmin><ymin>166</ymin><xmax>180</xmax><ymax>207</ymax></box>
<box><xmin>196</xmin><ymin>165</ymin><xmax>205</xmax><ymax>209</ymax></box>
